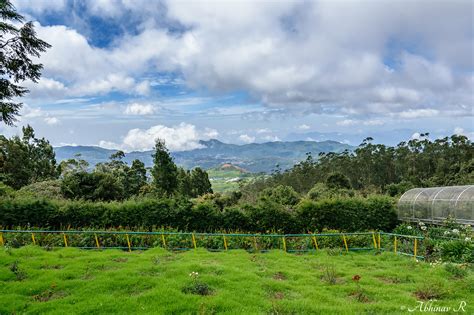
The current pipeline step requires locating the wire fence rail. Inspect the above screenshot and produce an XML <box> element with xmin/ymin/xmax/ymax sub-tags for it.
<box><xmin>0</xmin><ymin>229</ymin><xmax>425</xmax><ymax>260</ymax></box>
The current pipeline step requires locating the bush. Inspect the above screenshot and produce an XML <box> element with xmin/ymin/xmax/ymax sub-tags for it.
<box><xmin>438</xmin><ymin>240</ymin><xmax>474</xmax><ymax>263</ymax></box>
<box><xmin>0</xmin><ymin>194</ymin><xmax>398</xmax><ymax>233</ymax></box>
<box><xmin>259</xmin><ymin>185</ymin><xmax>300</xmax><ymax>206</ymax></box>
<box><xmin>297</xmin><ymin>196</ymin><xmax>397</xmax><ymax>232</ymax></box>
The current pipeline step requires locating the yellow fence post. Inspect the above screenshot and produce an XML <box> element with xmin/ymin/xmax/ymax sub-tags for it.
<box><xmin>223</xmin><ymin>235</ymin><xmax>228</xmax><ymax>251</ymax></box>
<box><xmin>378</xmin><ymin>233</ymin><xmax>381</xmax><ymax>250</ymax></box>
<box><xmin>94</xmin><ymin>234</ymin><xmax>100</xmax><ymax>249</ymax></box>
<box><xmin>0</xmin><ymin>232</ymin><xmax>4</xmax><ymax>246</ymax></box>
<box><xmin>282</xmin><ymin>237</ymin><xmax>287</xmax><ymax>252</ymax></box>
<box><xmin>126</xmin><ymin>234</ymin><xmax>131</xmax><ymax>252</ymax></box>
<box><xmin>253</xmin><ymin>236</ymin><xmax>258</xmax><ymax>252</ymax></box>
<box><xmin>192</xmin><ymin>233</ymin><xmax>197</xmax><ymax>250</ymax></box>
<box><xmin>312</xmin><ymin>235</ymin><xmax>319</xmax><ymax>250</ymax></box>
<box><xmin>414</xmin><ymin>238</ymin><xmax>418</xmax><ymax>261</ymax></box>
<box><xmin>161</xmin><ymin>234</ymin><xmax>167</xmax><ymax>248</ymax></box>
<box><xmin>31</xmin><ymin>233</ymin><xmax>36</xmax><ymax>245</ymax></box>
<box><xmin>394</xmin><ymin>236</ymin><xmax>397</xmax><ymax>254</ymax></box>
<box><xmin>372</xmin><ymin>232</ymin><xmax>377</xmax><ymax>249</ymax></box>
<box><xmin>63</xmin><ymin>233</ymin><xmax>68</xmax><ymax>247</ymax></box>
<box><xmin>342</xmin><ymin>234</ymin><xmax>349</xmax><ymax>253</ymax></box>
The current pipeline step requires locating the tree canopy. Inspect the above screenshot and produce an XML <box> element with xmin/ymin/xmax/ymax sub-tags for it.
<box><xmin>0</xmin><ymin>0</ymin><xmax>51</xmax><ymax>125</ymax></box>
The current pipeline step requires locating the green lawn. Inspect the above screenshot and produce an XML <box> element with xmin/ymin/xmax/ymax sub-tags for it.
<box><xmin>0</xmin><ymin>246</ymin><xmax>472</xmax><ymax>314</ymax></box>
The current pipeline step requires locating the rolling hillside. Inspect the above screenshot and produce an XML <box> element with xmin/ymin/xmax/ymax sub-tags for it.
<box><xmin>54</xmin><ymin>139</ymin><xmax>353</xmax><ymax>173</ymax></box>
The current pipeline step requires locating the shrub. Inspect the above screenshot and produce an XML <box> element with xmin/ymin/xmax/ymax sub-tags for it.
<box><xmin>438</xmin><ymin>240</ymin><xmax>474</xmax><ymax>263</ymax></box>
<box><xmin>296</xmin><ymin>196</ymin><xmax>397</xmax><ymax>232</ymax></box>
<box><xmin>259</xmin><ymin>185</ymin><xmax>300</xmax><ymax>206</ymax></box>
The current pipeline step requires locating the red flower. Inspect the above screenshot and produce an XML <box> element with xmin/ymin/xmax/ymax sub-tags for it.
<box><xmin>352</xmin><ymin>275</ymin><xmax>361</xmax><ymax>282</ymax></box>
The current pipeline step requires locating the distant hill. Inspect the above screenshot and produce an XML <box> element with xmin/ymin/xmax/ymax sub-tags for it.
<box><xmin>54</xmin><ymin>139</ymin><xmax>353</xmax><ymax>173</ymax></box>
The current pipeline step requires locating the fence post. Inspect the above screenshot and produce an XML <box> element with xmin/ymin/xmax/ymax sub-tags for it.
<box><xmin>223</xmin><ymin>235</ymin><xmax>228</xmax><ymax>251</ymax></box>
<box><xmin>161</xmin><ymin>234</ymin><xmax>167</xmax><ymax>248</ymax></box>
<box><xmin>282</xmin><ymin>237</ymin><xmax>287</xmax><ymax>252</ymax></box>
<box><xmin>31</xmin><ymin>233</ymin><xmax>36</xmax><ymax>246</ymax></box>
<box><xmin>342</xmin><ymin>234</ymin><xmax>349</xmax><ymax>252</ymax></box>
<box><xmin>372</xmin><ymin>232</ymin><xmax>377</xmax><ymax>249</ymax></box>
<box><xmin>312</xmin><ymin>235</ymin><xmax>319</xmax><ymax>250</ymax></box>
<box><xmin>63</xmin><ymin>233</ymin><xmax>68</xmax><ymax>247</ymax></box>
<box><xmin>192</xmin><ymin>233</ymin><xmax>197</xmax><ymax>250</ymax></box>
<box><xmin>414</xmin><ymin>238</ymin><xmax>417</xmax><ymax>261</ymax></box>
<box><xmin>0</xmin><ymin>232</ymin><xmax>4</xmax><ymax>246</ymax></box>
<box><xmin>126</xmin><ymin>234</ymin><xmax>131</xmax><ymax>252</ymax></box>
<box><xmin>378</xmin><ymin>233</ymin><xmax>381</xmax><ymax>250</ymax></box>
<box><xmin>393</xmin><ymin>236</ymin><xmax>397</xmax><ymax>254</ymax></box>
<box><xmin>94</xmin><ymin>234</ymin><xmax>100</xmax><ymax>249</ymax></box>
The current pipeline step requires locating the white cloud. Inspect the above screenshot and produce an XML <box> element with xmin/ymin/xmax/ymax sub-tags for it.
<box><xmin>298</xmin><ymin>124</ymin><xmax>310</xmax><ymax>130</ymax></box>
<box><xmin>337</xmin><ymin>119</ymin><xmax>385</xmax><ymax>127</ymax></box>
<box><xmin>239</xmin><ymin>134</ymin><xmax>255</xmax><ymax>143</ymax></box>
<box><xmin>411</xmin><ymin>132</ymin><xmax>421</xmax><ymax>140</ymax></box>
<box><xmin>99</xmin><ymin>123</ymin><xmax>211</xmax><ymax>152</ymax></box>
<box><xmin>124</xmin><ymin>103</ymin><xmax>156</xmax><ymax>115</ymax></box>
<box><xmin>44</xmin><ymin>117</ymin><xmax>60</xmax><ymax>125</ymax></box>
<box><xmin>203</xmin><ymin>128</ymin><xmax>219</xmax><ymax>138</ymax></box>
<box><xmin>398</xmin><ymin>109</ymin><xmax>439</xmax><ymax>119</ymax></box>
<box><xmin>262</xmin><ymin>135</ymin><xmax>280</xmax><ymax>142</ymax></box>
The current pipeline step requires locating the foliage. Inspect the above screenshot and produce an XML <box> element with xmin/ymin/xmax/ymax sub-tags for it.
<box><xmin>258</xmin><ymin>185</ymin><xmax>300</xmax><ymax>206</ymax></box>
<box><xmin>306</xmin><ymin>182</ymin><xmax>355</xmax><ymax>200</ymax></box>
<box><xmin>0</xmin><ymin>194</ymin><xmax>398</xmax><ymax>233</ymax></box>
<box><xmin>326</xmin><ymin>172</ymin><xmax>351</xmax><ymax>189</ymax></box>
<box><xmin>151</xmin><ymin>139</ymin><xmax>178</xmax><ymax>196</ymax></box>
<box><xmin>241</xmin><ymin>134</ymin><xmax>473</xmax><ymax>198</ymax></box>
<box><xmin>297</xmin><ymin>196</ymin><xmax>398</xmax><ymax>232</ymax></box>
<box><xmin>0</xmin><ymin>125</ymin><xmax>58</xmax><ymax>189</ymax></box>
<box><xmin>0</xmin><ymin>0</ymin><xmax>51</xmax><ymax>125</ymax></box>
<box><xmin>15</xmin><ymin>180</ymin><xmax>63</xmax><ymax>199</ymax></box>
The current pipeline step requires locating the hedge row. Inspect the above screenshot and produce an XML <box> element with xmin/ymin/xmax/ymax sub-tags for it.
<box><xmin>0</xmin><ymin>196</ymin><xmax>398</xmax><ymax>233</ymax></box>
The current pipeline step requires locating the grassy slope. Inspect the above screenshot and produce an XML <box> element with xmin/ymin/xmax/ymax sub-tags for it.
<box><xmin>207</xmin><ymin>169</ymin><xmax>258</xmax><ymax>193</ymax></box>
<box><xmin>0</xmin><ymin>247</ymin><xmax>473</xmax><ymax>314</ymax></box>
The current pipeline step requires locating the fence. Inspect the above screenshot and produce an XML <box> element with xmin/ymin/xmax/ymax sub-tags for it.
<box><xmin>0</xmin><ymin>229</ymin><xmax>425</xmax><ymax>260</ymax></box>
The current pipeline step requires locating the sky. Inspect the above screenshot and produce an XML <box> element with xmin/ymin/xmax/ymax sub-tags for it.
<box><xmin>1</xmin><ymin>0</ymin><xmax>473</xmax><ymax>151</ymax></box>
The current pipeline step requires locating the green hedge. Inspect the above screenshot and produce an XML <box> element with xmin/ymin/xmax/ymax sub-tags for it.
<box><xmin>0</xmin><ymin>196</ymin><xmax>398</xmax><ymax>233</ymax></box>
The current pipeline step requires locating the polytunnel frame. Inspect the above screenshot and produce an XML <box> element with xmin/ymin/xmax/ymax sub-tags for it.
<box><xmin>398</xmin><ymin>185</ymin><xmax>474</xmax><ymax>225</ymax></box>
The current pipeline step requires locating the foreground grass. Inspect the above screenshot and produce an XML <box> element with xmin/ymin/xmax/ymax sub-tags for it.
<box><xmin>0</xmin><ymin>247</ymin><xmax>472</xmax><ymax>314</ymax></box>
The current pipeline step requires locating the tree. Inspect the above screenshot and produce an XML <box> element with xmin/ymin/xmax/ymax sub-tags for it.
<box><xmin>326</xmin><ymin>172</ymin><xmax>351</xmax><ymax>190</ymax></box>
<box><xmin>177</xmin><ymin>167</ymin><xmax>193</xmax><ymax>197</ymax></box>
<box><xmin>126</xmin><ymin>159</ymin><xmax>147</xmax><ymax>196</ymax></box>
<box><xmin>0</xmin><ymin>125</ymin><xmax>57</xmax><ymax>189</ymax></box>
<box><xmin>151</xmin><ymin>139</ymin><xmax>178</xmax><ymax>196</ymax></box>
<box><xmin>0</xmin><ymin>0</ymin><xmax>51</xmax><ymax>125</ymax></box>
<box><xmin>191</xmin><ymin>167</ymin><xmax>213</xmax><ymax>197</ymax></box>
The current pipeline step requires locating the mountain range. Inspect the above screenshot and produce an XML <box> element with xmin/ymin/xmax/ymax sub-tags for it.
<box><xmin>54</xmin><ymin>139</ymin><xmax>353</xmax><ymax>173</ymax></box>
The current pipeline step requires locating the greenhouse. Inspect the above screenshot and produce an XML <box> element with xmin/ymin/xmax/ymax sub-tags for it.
<box><xmin>398</xmin><ymin>185</ymin><xmax>474</xmax><ymax>225</ymax></box>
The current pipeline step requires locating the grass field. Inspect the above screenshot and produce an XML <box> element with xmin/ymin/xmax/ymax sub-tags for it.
<box><xmin>0</xmin><ymin>247</ymin><xmax>472</xmax><ymax>314</ymax></box>
<box><xmin>207</xmin><ymin>168</ymin><xmax>259</xmax><ymax>193</ymax></box>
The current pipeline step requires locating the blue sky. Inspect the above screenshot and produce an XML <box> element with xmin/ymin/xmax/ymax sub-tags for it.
<box><xmin>1</xmin><ymin>0</ymin><xmax>473</xmax><ymax>151</ymax></box>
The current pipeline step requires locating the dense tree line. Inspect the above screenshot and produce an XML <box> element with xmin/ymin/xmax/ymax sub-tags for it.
<box><xmin>240</xmin><ymin>134</ymin><xmax>473</xmax><ymax>200</ymax></box>
<box><xmin>0</xmin><ymin>126</ymin><xmax>212</xmax><ymax>201</ymax></box>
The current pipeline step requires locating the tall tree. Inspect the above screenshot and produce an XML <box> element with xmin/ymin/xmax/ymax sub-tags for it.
<box><xmin>0</xmin><ymin>125</ymin><xmax>57</xmax><ymax>189</ymax></box>
<box><xmin>191</xmin><ymin>167</ymin><xmax>213</xmax><ymax>197</ymax></box>
<box><xmin>151</xmin><ymin>139</ymin><xmax>178</xmax><ymax>196</ymax></box>
<box><xmin>0</xmin><ymin>0</ymin><xmax>51</xmax><ymax>125</ymax></box>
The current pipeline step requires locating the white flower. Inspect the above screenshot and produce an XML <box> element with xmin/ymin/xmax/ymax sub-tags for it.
<box><xmin>418</xmin><ymin>222</ymin><xmax>425</xmax><ymax>226</ymax></box>
<box><xmin>443</xmin><ymin>231</ymin><xmax>450</xmax><ymax>235</ymax></box>
<box><xmin>465</xmin><ymin>237</ymin><xmax>471</xmax><ymax>242</ymax></box>
<box><xmin>452</xmin><ymin>229</ymin><xmax>459</xmax><ymax>234</ymax></box>
<box><xmin>407</xmin><ymin>226</ymin><xmax>412</xmax><ymax>230</ymax></box>
<box><xmin>421</xmin><ymin>226</ymin><xmax>427</xmax><ymax>231</ymax></box>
